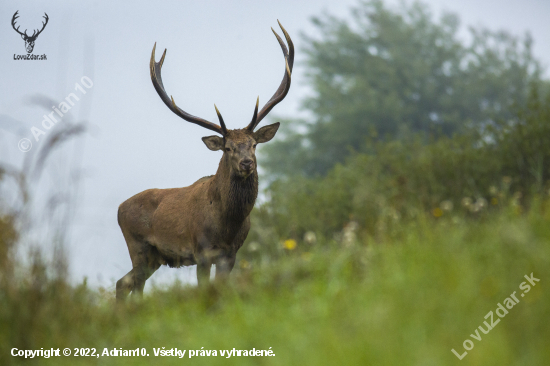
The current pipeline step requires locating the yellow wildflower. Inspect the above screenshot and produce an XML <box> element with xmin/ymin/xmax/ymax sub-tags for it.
<box><xmin>283</xmin><ymin>239</ymin><xmax>297</xmax><ymax>250</ymax></box>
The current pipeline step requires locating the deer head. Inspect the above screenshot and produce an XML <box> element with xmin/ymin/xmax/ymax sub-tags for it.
<box><xmin>12</xmin><ymin>11</ymin><xmax>49</xmax><ymax>54</ymax></box>
<box><xmin>149</xmin><ymin>20</ymin><xmax>293</xmax><ymax>179</ymax></box>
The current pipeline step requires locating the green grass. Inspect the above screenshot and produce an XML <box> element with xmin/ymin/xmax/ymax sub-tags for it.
<box><xmin>1</xmin><ymin>204</ymin><xmax>549</xmax><ymax>366</ymax></box>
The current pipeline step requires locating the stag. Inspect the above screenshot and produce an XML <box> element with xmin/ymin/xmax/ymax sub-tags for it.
<box><xmin>12</xmin><ymin>11</ymin><xmax>49</xmax><ymax>54</ymax></box>
<box><xmin>116</xmin><ymin>21</ymin><xmax>293</xmax><ymax>301</ymax></box>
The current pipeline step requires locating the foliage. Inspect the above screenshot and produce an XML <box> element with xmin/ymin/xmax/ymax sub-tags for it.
<box><xmin>263</xmin><ymin>0</ymin><xmax>545</xmax><ymax>177</ymax></box>
<box><xmin>247</xmin><ymin>83</ymin><xmax>550</xmax><ymax>247</ymax></box>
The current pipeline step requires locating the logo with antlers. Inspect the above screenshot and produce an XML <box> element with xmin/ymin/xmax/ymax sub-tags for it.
<box><xmin>12</xmin><ymin>11</ymin><xmax>49</xmax><ymax>54</ymax></box>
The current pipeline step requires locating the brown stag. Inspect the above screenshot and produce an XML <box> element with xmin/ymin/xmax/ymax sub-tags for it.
<box><xmin>116</xmin><ymin>21</ymin><xmax>293</xmax><ymax>301</ymax></box>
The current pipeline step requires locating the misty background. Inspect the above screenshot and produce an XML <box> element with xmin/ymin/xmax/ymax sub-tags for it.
<box><xmin>1</xmin><ymin>0</ymin><xmax>550</xmax><ymax>290</ymax></box>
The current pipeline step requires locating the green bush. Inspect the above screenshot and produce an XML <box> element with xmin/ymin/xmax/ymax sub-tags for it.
<box><xmin>247</xmin><ymin>84</ymin><xmax>550</xmax><ymax>250</ymax></box>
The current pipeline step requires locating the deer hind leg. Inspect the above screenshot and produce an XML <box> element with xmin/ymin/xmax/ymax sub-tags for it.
<box><xmin>116</xmin><ymin>269</ymin><xmax>135</xmax><ymax>301</ymax></box>
<box><xmin>117</xmin><ymin>233</ymin><xmax>162</xmax><ymax>300</ymax></box>
<box><xmin>116</xmin><ymin>260</ymin><xmax>160</xmax><ymax>302</ymax></box>
<box><xmin>132</xmin><ymin>259</ymin><xmax>161</xmax><ymax>296</ymax></box>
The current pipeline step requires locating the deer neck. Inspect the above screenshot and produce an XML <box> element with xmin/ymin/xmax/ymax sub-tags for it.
<box><xmin>211</xmin><ymin>154</ymin><xmax>258</xmax><ymax>224</ymax></box>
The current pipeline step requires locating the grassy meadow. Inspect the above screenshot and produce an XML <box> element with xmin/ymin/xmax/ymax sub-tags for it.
<box><xmin>1</xmin><ymin>197</ymin><xmax>549</xmax><ymax>365</ymax></box>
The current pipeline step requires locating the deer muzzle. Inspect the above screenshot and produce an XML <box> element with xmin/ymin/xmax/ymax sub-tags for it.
<box><xmin>240</xmin><ymin>159</ymin><xmax>254</xmax><ymax>172</ymax></box>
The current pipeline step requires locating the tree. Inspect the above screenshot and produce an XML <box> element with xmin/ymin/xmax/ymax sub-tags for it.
<box><xmin>262</xmin><ymin>0</ymin><xmax>544</xmax><ymax>177</ymax></box>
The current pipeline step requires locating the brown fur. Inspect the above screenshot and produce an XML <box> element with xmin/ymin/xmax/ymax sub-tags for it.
<box><xmin>116</xmin><ymin>125</ymin><xmax>278</xmax><ymax>301</ymax></box>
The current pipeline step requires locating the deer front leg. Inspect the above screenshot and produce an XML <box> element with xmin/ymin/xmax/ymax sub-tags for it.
<box><xmin>214</xmin><ymin>254</ymin><xmax>236</xmax><ymax>282</ymax></box>
<box><xmin>196</xmin><ymin>257</ymin><xmax>212</xmax><ymax>286</ymax></box>
<box><xmin>196</xmin><ymin>237</ymin><xmax>219</xmax><ymax>286</ymax></box>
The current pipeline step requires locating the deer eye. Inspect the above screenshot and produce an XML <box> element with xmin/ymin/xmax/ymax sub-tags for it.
<box><xmin>253</xmin><ymin>144</ymin><xmax>257</xmax><ymax>148</ymax></box>
<box><xmin>225</xmin><ymin>147</ymin><xmax>232</xmax><ymax>152</ymax></box>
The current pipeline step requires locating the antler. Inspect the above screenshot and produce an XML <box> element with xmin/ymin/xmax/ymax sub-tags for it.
<box><xmin>247</xmin><ymin>20</ymin><xmax>294</xmax><ymax>131</ymax></box>
<box><xmin>30</xmin><ymin>13</ymin><xmax>49</xmax><ymax>39</ymax></box>
<box><xmin>12</xmin><ymin>11</ymin><xmax>49</xmax><ymax>39</ymax></box>
<box><xmin>150</xmin><ymin>43</ymin><xmax>227</xmax><ymax>136</ymax></box>
<box><xmin>11</xmin><ymin>11</ymin><xmax>26</xmax><ymax>37</ymax></box>
<box><xmin>150</xmin><ymin>20</ymin><xmax>292</xmax><ymax>135</ymax></box>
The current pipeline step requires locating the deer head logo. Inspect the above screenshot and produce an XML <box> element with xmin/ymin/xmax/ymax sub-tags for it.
<box><xmin>12</xmin><ymin>11</ymin><xmax>49</xmax><ymax>54</ymax></box>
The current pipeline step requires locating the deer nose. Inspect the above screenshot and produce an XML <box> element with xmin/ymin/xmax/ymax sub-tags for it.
<box><xmin>240</xmin><ymin>159</ymin><xmax>254</xmax><ymax>171</ymax></box>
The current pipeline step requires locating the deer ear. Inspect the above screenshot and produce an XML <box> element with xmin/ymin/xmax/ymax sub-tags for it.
<box><xmin>202</xmin><ymin>135</ymin><xmax>224</xmax><ymax>151</ymax></box>
<box><xmin>253</xmin><ymin>122</ymin><xmax>280</xmax><ymax>143</ymax></box>
<box><xmin>21</xmin><ymin>34</ymin><xmax>26</xmax><ymax>40</ymax></box>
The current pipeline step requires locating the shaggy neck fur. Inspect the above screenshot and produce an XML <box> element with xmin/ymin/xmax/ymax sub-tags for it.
<box><xmin>226</xmin><ymin>171</ymin><xmax>258</xmax><ymax>223</ymax></box>
<box><xmin>211</xmin><ymin>154</ymin><xmax>258</xmax><ymax>225</ymax></box>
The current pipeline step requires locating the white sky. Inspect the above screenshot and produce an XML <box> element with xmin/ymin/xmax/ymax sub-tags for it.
<box><xmin>1</xmin><ymin>0</ymin><xmax>549</xmax><ymax>290</ymax></box>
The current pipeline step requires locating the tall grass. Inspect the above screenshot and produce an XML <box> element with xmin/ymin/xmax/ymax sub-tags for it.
<box><xmin>0</xmin><ymin>199</ymin><xmax>549</xmax><ymax>365</ymax></box>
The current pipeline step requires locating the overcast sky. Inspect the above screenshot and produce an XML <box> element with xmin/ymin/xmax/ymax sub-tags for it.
<box><xmin>1</xmin><ymin>0</ymin><xmax>549</xmax><ymax>290</ymax></box>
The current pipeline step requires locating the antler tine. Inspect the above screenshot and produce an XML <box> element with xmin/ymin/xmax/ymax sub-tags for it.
<box><xmin>214</xmin><ymin>104</ymin><xmax>228</xmax><ymax>135</ymax></box>
<box><xmin>247</xmin><ymin>20</ymin><xmax>294</xmax><ymax>131</ymax></box>
<box><xmin>150</xmin><ymin>43</ymin><xmax>226</xmax><ymax>135</ymax></box>
<box><xmin>11</xmin><ymin>11</ymin><xmax>25</xmax><ymax>36</ymax></box>
<box><xmin>31</xmin><ymin>13</ymin><xmax>49</xmax><ymax>38</ymax></box>
<box><xmin>249</xmin><ymin>96</ymin><xmax>260</xmax><ymax>128</ymax></box>
<box><xmin>38</xmin><ymin>13</ymin><xmax>49</xmax><ymax>34</ymax></box>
